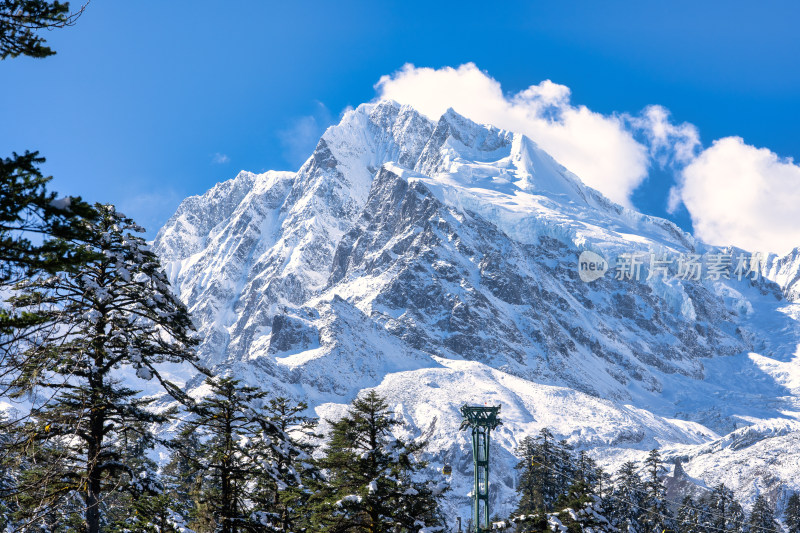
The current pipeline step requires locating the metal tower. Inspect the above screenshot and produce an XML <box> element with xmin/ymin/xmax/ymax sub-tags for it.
<box><xmin>460</xmin><ymin>405</ymin><xmax>502</xmax><ymax>533</ymax></box>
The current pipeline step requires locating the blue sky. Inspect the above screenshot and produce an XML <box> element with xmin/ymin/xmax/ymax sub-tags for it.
<box><xmin>2</xmin><ymin>1</ymin><xmax>798</xmax><ymax>247</ymax></box>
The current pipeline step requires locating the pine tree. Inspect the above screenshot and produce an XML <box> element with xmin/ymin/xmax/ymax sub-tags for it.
<box><xmin>514</xmin><ymin>428</ymin><xmax>562</xmax><ymax>516</ymax></box>
<box><xmin>749</xmin><ymin>494</ymin><xmax>779</xmax><ymax>533</ymax></box>
<box><xmin>100</xmin><ymin>415</ymin><xmax>197</xmax><ymax>533</ymax></box>
<box><xmin>249</xmin><ymin>396</ymin><xmax>321</xmax><ymax>532</ymax></box>
<box><xmin>575</xmin><ymin>451</ymin><xmax>600</xmax><ymax>497</ymax></box>
<box><xmin>534</xmin><ymin>428</ymin><xmax>560</xmax><ymax>511</ymax></box>
<box><xmin>558</xmin><ymin>450</ymin><xmax>611</xmax><ymax>532</ymax></box>
<box><xmin>676</xmin><ymin>495</ymin><xmax>703</xmax><ymax>533</ymax></box>
<box><xmin>0</xmin><ymin>413</ymin><xmax>21</xmax><ymax>531</ymax></box>
<box><xmin>514</xmin><ymin>435</ymin><xmax>610</xmax><ymax>533</ymax></box>
<box><xmin>556</xmin><ymin>450</ymin><xmax>599</xmax><ymax>512</ymax></box>
<box><xmin>554</xmin><ymin>494</ymin><xmax>615</xmax><ymax>533</ymax></box>
<box><xmin>162</xmin><ymin>429</ymin><xmax>204</xmax><ymax>529</ymax></box>
<box><xmin>0</xmin><ymin>0</ymin><xmax>86</xmax><ymax>59</ymax></box>
<box><xmin>101</xmin><ymin>425</ymin><xmax>168</xmax><ymax>532</ymax></box>
<box><xmin>592</xmin><ymin>466</ymin><xmax>615</xmax><ymax>527</ymax></box>
<box><xmin>170</xmin><ymin>377</ymin><xmax>317</xmax><ymax>533</ymax></box>
<box><xmin>641</xmin><ymin>449</ymin><xmax>672</xmax><ymax>532</ymax></box>
<box><xmin>514</xmin><ymin>433</ymin><xmax>556</xmax><ymax>532</ymax></box>
<box><xmin>610</xmin><ymin>461</ymin><xmax>644</xmax><ymax>532</ymax></box>
<box><xmin>553</xmin><ymin>438</ymin><xmax>576</xmax><ymax>503</ymax></box>
<box><xmin>701</xmin><ymin>483</ymin><xmax>746</xmax><ymax>532</ymax></box>
<box><xmin>175</xmin><ymin>376</ymin><xmax>269</xmax><ymax>533</ymax></box>
<box><xmin>2</xmin><ymin>2</ymin><xmax>95</xmax><ymax>358</ymax></box>
<box><xmin>0</xmin><ymin>151</ymin><xmax>97</xmax><ymax>341</ymax></box>
<box><xmin>311</xmin><ymin>390</ymin><xmax>446</xmax><ymax>533</ymax></box>
<box><xmin>514</xmin><ymin>435</ymin><xmax>543</xmax><ymax>518</ymax></box>
<box><xmin>2</xmin><ymin>204</ymin><xmax>199</xmax><ymax>533</ymax></box>
<box><xmin>1</xmin><ymin>151</ymin><xmax>75</xmax><ymax>275</ymax></box>
<box><xmin>786</xmin><ymin>493</ymin><xmax>800</xmax><ymax>533</ymax></box>
<box><xmin>697</xmin><ymin>497</ymin><xmax>713</xmax><ymax>532</ymax></box>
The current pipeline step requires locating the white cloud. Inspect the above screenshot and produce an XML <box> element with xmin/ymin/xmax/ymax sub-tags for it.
<box><xmin>279</xmin><ymin>101</ymin><xmax>333</xmax><ymax>169</ymax></box>
<box><xmin>374</xmin><ymin>64</ymin><xmax>799</xmax><ymax>254</ymax></box>
<box><xmin>674</xmin><ymin>137</ymin><xmax>800</xmax><ymax>254</ymax></box>
<box><xmin>212</xmin><ymin>152</ymin><xmax>230</xmax><ymax>164</ymax></box>
<box><xmin>375</xmin><ymin>63</ymin><xmax>650</xmax><ymax>207</ymax></box>
<box><xmin>628</xmin><ymin>105</ymin><xmax>701</xmax><ymax>168</ymax></box>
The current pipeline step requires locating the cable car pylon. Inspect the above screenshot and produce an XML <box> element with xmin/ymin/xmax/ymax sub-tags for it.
<box><xmin>460</xmin><ymin>404</ymin><xmax>502</xmax><ymax>533</ymax></box>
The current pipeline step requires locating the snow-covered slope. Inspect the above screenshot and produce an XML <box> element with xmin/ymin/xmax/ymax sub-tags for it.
<box><xmin>764</xmin><ymin>248</ymin><xmax>800</xmax><ymax>302</ymax></box>
<box><xmin>153</xmin><ymin>100</ymin><xmax>800</xmax><ymax>519</ymax></box>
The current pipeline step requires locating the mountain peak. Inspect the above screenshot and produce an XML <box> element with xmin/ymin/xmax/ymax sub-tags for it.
<box><xmin>153</xmin><ymin>97</ymin><xmax>800</xmax><ymax>518</ymax></box>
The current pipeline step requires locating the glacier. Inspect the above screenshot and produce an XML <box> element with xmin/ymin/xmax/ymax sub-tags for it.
<box><xmin>152</xmin><ymin>100</ymin><xmax>800</xmax><ymax>520</ymax></box>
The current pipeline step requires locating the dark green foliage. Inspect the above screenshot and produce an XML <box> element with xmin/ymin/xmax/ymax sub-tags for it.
<box><xmin>700</xmin><ymin>483</ymin><xmax>746</xmax><ymax>532</ymax></box>
<box><xmin>250</xmin><ymin>396</ymin><xmax>321</xmax><ymax>532</ymax></box>
<box><xmin>0</xmin><ymin>151</ymin><xmax>98</xmax><ymax>341</ymax></box>
<box><xmin>1</xmin><ymin>205</ymin><xmax>198</xmax><ymax>533</ymax></box>
<box><xmin>510</xmin><ymin>438</ymin><xmax>767</xmax><ymax>533</ymax></box>
<box><xmin>748</xmin><ymin>494</ymin><xmax>779</xmax><ymax>533</ymax></box>
<box><xmin>591</xmin><ymin>466</ymin><xmax>614</xmax><ymax>522</ymax></box>
<box><xmin>552</xmin><ymin>438</ymin><xmax>576</xmax><ymax>502</ymax></box>
<box><xmin>0</xmin><ymin>151</ymin><xmax>84</xmax><ymax>277</ymax></box>
<box><xmin>171</xmin><ymin>377</ymin><xmax>318</xmax><ymax>533</ymax></box>
<box><xmin>0</xmin><ymin>0</ymin><xmax>84</xmax><ymax>59</ymax></box>
<box><xmin>641</xmin><ymin>449</ymin><xmax>672</xmax><ymax>532</ymax></box>
<box><xmin>310</xmin><ymin>390</ymin><xmax>446</xmax><ymax>533</ymax></box>
<box><xmin>174</xmin><ymin>376</ymin><xmax>269</xmax><ymax>533</ymax></box>
<box><xmin>558</xmin><ymin>451</ymin><xmax>600</xmax><ymax>508</ymax></box>
<box><xmin>554</xmin><ymin>451</ymin><xmax>602</xmax><ymax>530</ymax></box>
<box><xmin>512</xmin><ymin>429</ymin><xmax>612</xmax><ymax>532</ymax></box>
<box><xmin>0</xmin><ymin>414</ymin><xmax>21</xmax><ymax>531</ymax></box>
<box><xmin>103</xmin><ymin>421</ymin><xmax>184</xmax><ymax>533</ymax></box>
<box><xmin>676</xmin><ymin>495</ymin><xmax>703</xmax><ymax>533</ymax></box>
<box><xmin>610</xmin><ymin>461</ymin><xmax>644</xmax><ymax>532</ymax></box>
<box><xmin>162</xmin><ymin>429</ymin><xmax>203</xmax><ymax>529</ymax></box>
<box><xmin>553</xmin><ymin>495</ymin><xmax>615</xmax><ymax>533</ymax></box>
<box><xmin>506</xmin><ymin>512</ymin><xmax>550</xmax><ymax>532</ymax></box>
<box><xmin>786</xmin><ymin>493</ymin><xmax>800</xmax><ymax>533</ymax></box>
<box><xmin>513</xmin><ymin>428</ymin><xmax>563</xmax><ymax>517</ymax></box>
<box><xmin>514</xmin><ymin>435</ymin><xmax>543</xmax><ymax>518</ymax></box>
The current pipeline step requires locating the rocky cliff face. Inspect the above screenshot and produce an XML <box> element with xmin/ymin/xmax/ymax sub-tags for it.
<box><xmin>153</xmin><ymin>100</ymin><xmax>800</xmax><ymax>517</ymax></box>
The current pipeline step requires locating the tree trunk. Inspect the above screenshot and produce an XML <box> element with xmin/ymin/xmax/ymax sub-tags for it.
<box><xmin>86</xmin><ymin>316</ymin><xmax>107</xmax><ymax>533</ymax></box>
<box><xmin>86</xmin><ymin>393</ymin><xmax>104</xmax><ymax>533</ymax></box>
<box><xmin>222</xmin><ymin>413</ymin><xmax>233</xmax><ymax>533</ymax></box>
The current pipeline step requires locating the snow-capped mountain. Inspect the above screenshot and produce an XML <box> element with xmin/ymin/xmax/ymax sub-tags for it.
<box><xmin>153</xmin><ymin>100</ymin><xmax>800</xmax><ymax>519</ymax></box>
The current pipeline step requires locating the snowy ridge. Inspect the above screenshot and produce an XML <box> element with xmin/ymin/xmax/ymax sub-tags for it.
<box><xmin>154</xmin><ymin>100</ymin><xmax>800</xmax><ymax>518</ymax></box>
<box><xmin>764</xmin><ymin>247</ymin><xmax>800</xmax><ymax>302</ymax></box>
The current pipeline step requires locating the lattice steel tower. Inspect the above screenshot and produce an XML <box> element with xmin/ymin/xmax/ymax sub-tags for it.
<box><xmin>460</xmin><ymin>405</ymin><xmax>502</xmax><ymax>533</ymax></box>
